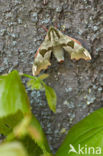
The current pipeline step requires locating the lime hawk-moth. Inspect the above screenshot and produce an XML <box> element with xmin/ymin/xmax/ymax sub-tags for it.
<box><xmin>32</xmin><ymin>26</ymin><xmax>91</xmax><ymax>76</ymax></box>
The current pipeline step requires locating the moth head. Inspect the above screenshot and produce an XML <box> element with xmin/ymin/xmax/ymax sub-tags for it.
<box><xmin>48</xmin><ymin>26</ymin><xmax>61</xmax><ymax>41</ymax></box>
<box><xmin>47</xmin><ymin>26</ymin><xmax>74</xmax><ymax>48</ymax></box>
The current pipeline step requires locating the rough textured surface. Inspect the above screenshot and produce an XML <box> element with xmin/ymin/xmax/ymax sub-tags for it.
<box><xmin>0</xmin><ymin>0</ymin><xmax>103</xmax><ymax>153</ymax></box>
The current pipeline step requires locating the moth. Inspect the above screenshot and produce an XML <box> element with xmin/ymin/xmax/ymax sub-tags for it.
<box><xmin>32</xmin><ymin>26</ymin><xmax>91</xmax><ymax>76</ymax></box>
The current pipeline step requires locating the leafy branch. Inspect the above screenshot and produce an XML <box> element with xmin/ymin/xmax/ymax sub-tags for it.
<box><xmin>0</xmin><ymin>70</ymin><xmax>103</xmax><ymax>156</ymax></box>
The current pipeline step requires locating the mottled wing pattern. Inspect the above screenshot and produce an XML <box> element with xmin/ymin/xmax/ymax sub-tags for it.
<box><xmin>32</xmin><ymin>26</ymin><xmax>91</xmax><ymax>75</ymax></box>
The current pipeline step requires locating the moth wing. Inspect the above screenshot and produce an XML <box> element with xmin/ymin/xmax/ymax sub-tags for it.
<box><xmin>63</xmin><ymin>41</ymin><xmax>91</xmax><ymax>60</ymax></box>
<box><xmin>44</xmin><ymin>50</ymin><xmax>52</xmax><ymax>59</ymax></box>
<box><xmin>38</xmin><ymin>34</ymin><xmax>53</xmax><ymax>55</ymax></box>
<box><xmin>71</xmin><ymin>42</ymin><xmax>91</xmax><ymax>60</ymax></box>
<box><xmin>39</xmin><ymin>39</ymin><xmax>52</xmax><ymax>53</ymax></box>
<box><xmin>71</xmin><ymin>49</ymin><xmax>91</xmax><ymax>60</ymax></box>
<box><xmin>32</xmin><ymin>50</ymin><xmax>52</xmax><ymax>76</ymax></box>
<box><xmin>36</xmin><ymin>27</ymin><xmax>74</xmax><ymax>58</ymax></box>
<box><xmin>52</xmin><ymin>28</ymin><xmax>74</xmax><ymax>48</ymax></box>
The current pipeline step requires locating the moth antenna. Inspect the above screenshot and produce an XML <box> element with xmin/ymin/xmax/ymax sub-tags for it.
<box><xmin>42</xmin><ymin>25</ymin><xmax>48</xmax><ymax>32</ymax></box>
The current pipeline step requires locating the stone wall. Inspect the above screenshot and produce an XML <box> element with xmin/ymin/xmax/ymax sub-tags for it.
<box><xmin>0</xmin><ymin>0</ymin><xmax>103</xmax><ymax>153</ymax></box>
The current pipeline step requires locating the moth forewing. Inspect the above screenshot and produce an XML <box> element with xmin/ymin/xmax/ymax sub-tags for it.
<box><xmin>70</xmin><ymin>42</ymin><xmax>91</xmax><ymax>60</ymax></box>
<box><xmin>44</xmin><ymin>50</ymin><xmax>52</xmax><ymax>59</ymax></box>
<box><xmin>84</xmin><ymin>50</ymin><xmax>91</xmax><ymax>59</ymax></box>
<box><xmin>32</xmin><ymin>51</ymin><xmax>51</xmax><ymax>76</ymax></box>
<box><xmin>34</xmin><ymin>53</ymin><xmax>43</xmax><ymax>63</ymax></box>
<box><xmin>32</xmin><ymin>53</ymin><xmax>43</xmax><ymax>76</ymax></box>
<box><xmin>32</xmin><ymin>59</ymin><xmax>51</xmax><ymax>76</ymax></box>
<box><xmin>32</xmin><ymin>65</ymin><xmax>37</xmax><ymax>76</ymax></box>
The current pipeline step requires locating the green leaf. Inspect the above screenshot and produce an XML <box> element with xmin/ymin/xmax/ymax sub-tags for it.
<box><xmin>24</xmin><ymin>73</ymin><xmax>57</xmax><ymax>112</ymax></box>
<box><xmin>44</xmin><ymin>85</ymin><xmax>56</xmax><ymax>113</ymax></box>
<box><xmin>7</xmin><ymin>115</ymin><xmax>51</xmax><ymax>156</ymax></box>
<box><xmin>0</xmin><ymin>75</ymin><xmax>7</xmax><ymax>80</ymax></box>
<box><xmin>0</xmin><ymin>141</ymin><xmax>28</xmax><ymax>156</ymax></box>
<box><xmin>19</xmin><ymin>136</ymin><xmax>43</xmax><ymax>156</ymax></box>
<box><xmin>29</xmin><ymin>115</ymin><xmax>51</xmax><ymax>154</ymax></box>
<box><xmin>0</xmin><ymin>71</ymin><xmax>52</xmax><ymax>155</ymax></box>
<box><xmin>27</xmin><ymin>74</ymin><xmax>49</xmax><ymax>90</ymax></box>
<box><xmin>0</xmin><ymin>111</ymin><xmax>24</xmax><ymax>135</ymax></box>
<box><xmin>27</xmin><ymin>79</ymin><xmax>43</xmax><ymax>90</ymax></box>
<box><xmin>0</xmin><ymin>70</ymin><xmax>31</xmax><ymax>135</ymax></box>
<box><xmin>55</xmin><ymin>108</ymin><xmax>103</xmax><ymax>156</ymax></box>
<box><xmin>41</xmin><ymin>153</ymin><xmax>53</xmax><ymax>156</ymax></box>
